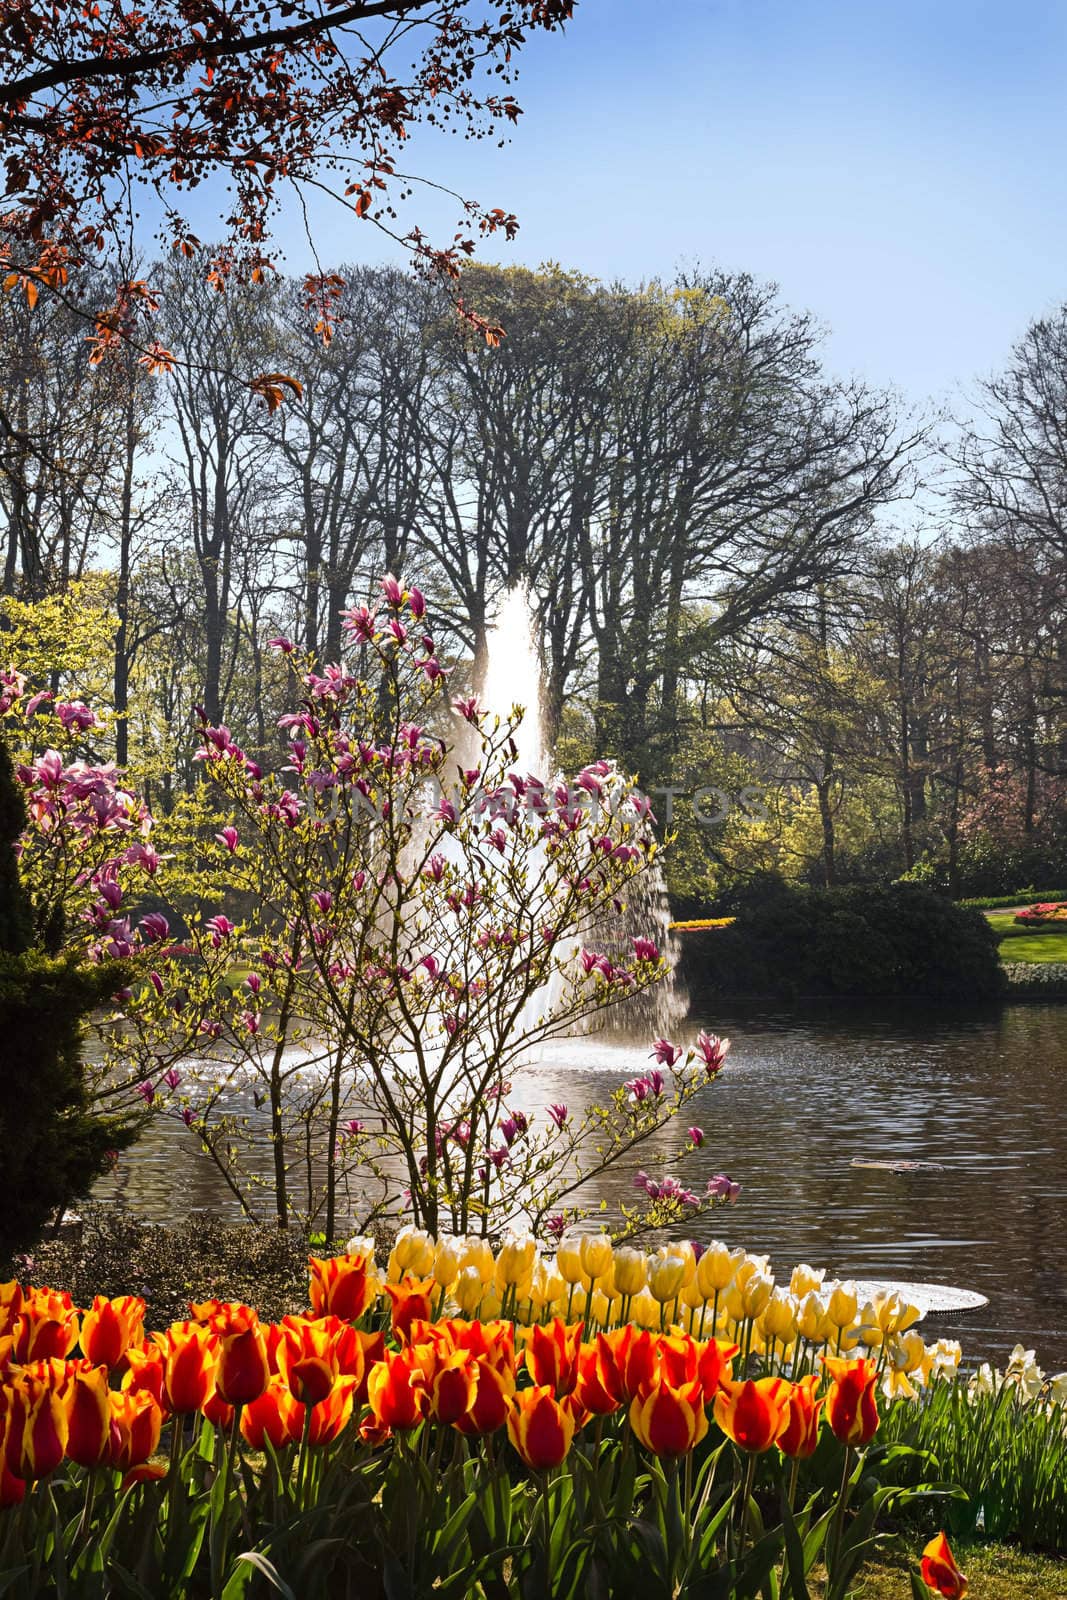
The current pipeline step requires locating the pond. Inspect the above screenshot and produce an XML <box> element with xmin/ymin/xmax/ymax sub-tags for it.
<box><xmin>94</xmin><ymin>1001</ymin><xmax>1067</xmax><ymax>1371</ymax></box>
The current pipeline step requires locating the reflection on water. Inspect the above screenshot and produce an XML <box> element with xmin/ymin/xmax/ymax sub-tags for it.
<box><xmin>94</xmin><ymin>1003</ymin><xmax>1067</xmax><ymax>1369</ymax></box>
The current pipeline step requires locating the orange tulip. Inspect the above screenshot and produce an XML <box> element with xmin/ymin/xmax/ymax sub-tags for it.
<box><xmin>823</xmin><ymin>1356</ymin><xmax>880</xmax><ymax>1446</ymax></box>
<box><xmin>202</xmin><ymin>1389</ymin><xmax>235</xmax><ymax>1430</ymax></box>
<box><xmin>629</xmin><ymin>1376</ymin><xmax>709</xmax><ymax>1457</ymax></box>
<box><xmin>275</xmin><ymin>1316</ymin><xmax>353</xmax><ymax>1405</ymax></box>
<box><xmin>64</xmin><ymin>1365</ymin><xmax>112</xmax><ymax>1468</ymax></box>
<box><xmin>6</xmin><ymin>1289</ymin><xmax>79</xmax><ymax>1363</ymax></box>
<box><xmin>366</xmin><ymin>1349</ymin><xmax>429</xmax><ymax>1431</ymax></box>
<box><xmin>108</xmin><ymin>1390</ymin><xmax>163</xmax><ymax>1471</ymax></box>
<box><xmin>454</xmin><ymin>1361</ymin><xmax>515</xmax><ymax>1437</ymax></box>
<box><xmin>448</xmin><ymin>1319</ymin><xmax>515</xmax><ymax>1375</ymax></box>
<box><xmin>0</xmin><ymin>1282</ymin><xmax>23</xmax><ymax>1339</ymax></box>
<box><xmin>0</xmin><ymin>1455</ymin><xmax>25</xmax><ymax>1507</ymax></box>
<box><xmin>156</xmin><ymin>1323</ymin><xmax>219</xmax><ymax>1414</ymax></box>
<box><xmin>216</xmin><ymin>1310</ymin><xmax>270</xmax><ymax>1408</ymax></box>
<box><xmin>240</xmin><ymin>1378</ymin><xmax>303</xmax><ymax>1450</ymax></box>
<box><xmin>424</xmin><ymin>1351</ymin><xmax>479</xmax><ymax>1425</ymax></box>
<box><xmin>920</xmin><ymin>1532</ymin><xmax>968</xmax><ymax>1598</ymax></box>
<box><xmin>308</xmin><ymin>1251</ymin><xmax>376</xmax><ymax>1322</ymax></box>
<box><xmin>523</xmin><ymin>1319</ymin><xmax>583</xmax><ymax>1396</ymax></box>
<box><xmin>80</xmin><ymin>1295</ymin><xmax>145</xmax><ymax>1369</ymax></box>
<box><xmin>3</xmin><ymin>1373</ymin><xmax>68</xmax><ymax>1479</ymax></box>
<box><xmin>383</xmin><ymin>1277</ymin><xmax>435</xmax><ymax>1343</ymax></box>
<box><xmin>507</xmin><ymin>1387</ymin><xmax>579</xmax><ymax>1471</ymax></box>
<box><xmin>713</xmin><ymin>1377</ymin><xmax>790</xmax><ymax>1453</ymax></box>
<box><xmin>122</xmin><ymin>1345</ymin><xmax>168</xmax><ymax>1412</ymax></box>
<box><xmin>574</xmin><ymin>1341</ymin><xmax>623</xmax><ymax>1415</ymax></box>
<box><xmin>776</xmin><ymin>1375</ymin><xmax>822</xmax><ymax>1459</ymax></box>
<box><xmin>189</xmin><ymin>1298</ymin><xmax>255</xmax><ymax>1332</ymax></box>
<box><xmin>597</xmin><ymin>1325</ymin><xmax>659</xmax><ymax>1403</ymax></box>
<box><xmin>305</xmin><ymin>1374</ymin><xmax>359</xmax><ymax>1447</ymax></box>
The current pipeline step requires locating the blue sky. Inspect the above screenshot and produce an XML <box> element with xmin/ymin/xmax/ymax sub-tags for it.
<box><xmin>282</xmin><ymin>0</ymin><xmax>1067</xmax><ymax>413</ymax></box>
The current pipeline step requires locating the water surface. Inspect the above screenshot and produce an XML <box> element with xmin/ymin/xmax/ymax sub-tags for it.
<box><xmin>95</xmin><ymin>1002</ymin><xmax>1067</xmax><ymax>1370</ymax></box>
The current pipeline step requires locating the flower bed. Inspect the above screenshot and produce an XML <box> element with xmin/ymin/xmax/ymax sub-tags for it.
<box><xmin>1013</xmin><ymin>901</ymin><xmax>1067</xmax><ymax>925</ymax></box>
<box><xmin>0</xmin><ymin>1233</ymin><xmax>996</xmax><ymax>1597</ymax></box>
<box><xmin>668</xmin><ymin>917</ymin><xmax>737</xmax><ymax>931</ymax></box>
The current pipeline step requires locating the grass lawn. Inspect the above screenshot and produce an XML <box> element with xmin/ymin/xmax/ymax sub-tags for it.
<box><xmin>844</xmin><ymin>1540</ymin><xmax>1067</xmax><ymax>1598</ymax></box>
<box><xmin>986</xmin><ymin>911</ymin><xmax>1067</xmax><ymax>964</ymax></box>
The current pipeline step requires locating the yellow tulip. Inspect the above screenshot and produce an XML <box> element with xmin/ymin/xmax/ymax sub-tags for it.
<box><xmin>611</xmin><ymin>1247</ymin><xmax>648</xmax><ymax>1298</ymax></box>
<box><xmin>459</xmin><ymin>1238</ymin><xmax>495</xmax><ymax>1283</ymax></box>
<box><xmin>390</xmin><ymin>1226</ymin><xmax>436</xmax><ymax>1280</ymax></box>
<box><xmin>827</xmin><ymin>1281</ymin><xmax>858</xmax><ymax>1328</ymax></box>
<box><xmin>452</xmin><ymin>1266</ymin><xmax>484</xmax><ymax>1317</ymax></box>
<box><xmin>760</xmin><ymin>1289</ymin><xmax>796</xmax><ymax>1343</ymax></box>
<box><xmin>630</xmin><ymin>1289</ymin><xmax>660</xmax><ymax>1328</ymax></box>
<box><xmin>740</xmin><ymin>1273</ymin><xmax>773</xmax><ymax>1319</ymax></box>
<box><xmin>432</xmin><ymin>1237</ymin><xmax>463</xmax><ymax>1289</ymax></box>
<box><xmin>578</xmin><ymin>1233</ymin><xmax>613</xmax><ymax>1282</ymax></box>
<box><xmin>656</xmin><ymin>1241</ymin><xmax>696</xmax><ymax>1287</ymax></box>
<box><xmin>495</xmin><ymin>1234</ymin><xmax>537</xmax><ymax>1290</ymax></box>
<box><xmin>648</xmin><ymin>1254</ymin><xmax>688</xmax><ymax>1305</ymax></box>
<box><xmin>789</xmin><ymin>1263</ymin><xmax>825</xmax><ymax>1298</ymax></box>
<box><xmin>734</xmin><ymin>1253</ymin><xmax>771</xmax><ymax>1292</ymax></box>
<box><xmin>555</xmin><ymin>1237</ymin><xmax>584</xmax><ymax>1285</ymax></box>
<box><xmin>720</xmin><ymin>1283</ymin><xmax>745</xmax><ymax>1325</ymax></box>
<box><xmin>696</xmin><ymin>1242</ymin><xmax>742</xmax><ymax>1297</ymax></box>
<box><xmin>795</xmin><ymin>1292</ymin><xmax>831</xmax><ymax>1345</ymax></box>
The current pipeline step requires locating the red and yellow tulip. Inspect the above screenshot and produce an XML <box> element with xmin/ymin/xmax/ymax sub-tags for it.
<box><xmin>920</xmin><ymin>1532</ymin><xmax>968</xmax><ymax>1598</ymax></box>
<box><xmin>823</xmin><ymin>1356</ymin><xmax>880</xmax><ymax>1446</ymax></box>
<box><xmin>713</xmin><ymin>1377</ymin><xmax>790</xmax><ymax>1453</ymax></box>
<box><xmin>506</xmin><ymin>1386</ymin><xmax>578</xmax><ymax>1471</ymax></box>
<box><xmin>80</xmin><ymin>1295</ymin><xmax>145</xmax><ymax>1369</ymax></box>
<box><xmin>308</xmin><ymin>1251</ymin><xmax>376</xmax><ymax>1323</ymax></box>
<box><xmin>629</xmin><ymin>1376</ymin><xmax>709</xmax><ymax>1457</ymax></box>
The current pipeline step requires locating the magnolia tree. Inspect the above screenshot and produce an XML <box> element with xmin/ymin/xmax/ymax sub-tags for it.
<box><xmin>2</xmin><ymin>581</ymin><xmax>736</xmax><ymax>1241</ymax></box>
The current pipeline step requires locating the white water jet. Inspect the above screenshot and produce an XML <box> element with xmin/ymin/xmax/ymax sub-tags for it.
<box><xmin>477</xmin><ymin>585</ymin><xmax>687</xmax><ymax>1041</ymax></box>
<box><xmin>480</xmin><ymin>584</ymin><xmax>545</xmax><ymax>775</ymax></box>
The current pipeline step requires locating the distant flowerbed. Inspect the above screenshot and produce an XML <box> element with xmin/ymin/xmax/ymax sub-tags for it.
<box><xmin>0</xmin><ymin>1233</ymin><xmax>982</xmax><ymax>1597</ymax></box>
<box><xmin>1014</xmin><ymin>900</ymin><xmax>1067</xmax><ymax>925</ymax></box>
<box><xmin>669</xmin><ymin>917</ymin><xmax>737</xmax><ymax>931</ymax></box>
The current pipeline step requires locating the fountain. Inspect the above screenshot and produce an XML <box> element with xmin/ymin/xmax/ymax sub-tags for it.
<box><xmin>478</xmin><ymin>585</ymin><xmax>687</xmax><ymax>1040</ymax></box>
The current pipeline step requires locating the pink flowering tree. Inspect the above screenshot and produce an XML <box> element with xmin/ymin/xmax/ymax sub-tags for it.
<box><xmin>3</xmin><ymin>583</ymin><xmax>737</xmax><ymax>1241</ymax></box>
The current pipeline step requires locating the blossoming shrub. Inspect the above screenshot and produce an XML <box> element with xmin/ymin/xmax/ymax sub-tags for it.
<box><xmin>1</xmin><ymin>580</ymin><xmax>738</xmax><ymax>1246</ymax></box>
<box><xmin>0</xmin><ymin>736</ymin><xmax>139</xmax><ymax>1255</ymax></box>
<box><xmin>0</xmin><ymin>1235</ymin><xmax>981</xmax><ymax>1597</ymax></box>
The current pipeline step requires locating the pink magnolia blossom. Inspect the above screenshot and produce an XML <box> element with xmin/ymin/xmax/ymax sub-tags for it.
<box><xmin>695</xmin><ymin>1031</ymin><xmax>730</xmax><ymax>1075</ymax></box>
<box><xmin>650</xmin><ymin>1038</ymin><xmax>682</xmax><ymax>1067</ymax></box>
<box><xmin>546</xmin><ymin>1103</ymin><xmax>569</xmax><ymax>1129</ymax></box>
<box><xmin>632</xmin><ymin>936</ymin><xmax>660</xmax><ymax>963</ymax></box>
<box><xmin>139</xmin><ymin>912</ymin><xmax>169</xmax><ymax>942</ymax></box>
<box><xmin>215</xmin><ymin>826</ymin><xmax>239</xmax><ymax>853</ymax></box>
<box><xmin>267</xmin><ymin>636</ymin><xmax>294</xmax><ymax>653</ymax></box>
<box><xmin>381</xmin><ymin>573</ymin><xmax>404</xmax><ymax>607</ymax></box>
<box><xmin>688</xmin><ymin>1126</ymin><xmax>705</xmax><ymax>1147</ymax></box>
<box><xmin>55</xmin><ymin>700</ymin><xmax>97</xmax><ymax>733</ymax></box>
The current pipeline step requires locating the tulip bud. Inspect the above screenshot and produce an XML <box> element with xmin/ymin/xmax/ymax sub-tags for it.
<box><xmin>789</xmin><ymin>1263</ymin><xmax>825</xmax><ymax>1299</ymax></box>
<box><xmin>826</xmin><ymin>1280</ymin><xmax>859</xmax><ymax>1328</ymax></box>
<box><xmin>555</xmin><ymin>1237</ymin><xmax>584</xmax><ymax>1285</ymax></box>
<box><xmin>648</xmin><ymin>1254</ymin><xmax>688</xmax><ymax>1305</ymax></box>
<box><xmin>696</xmin><ymin>1242</ymin><xmax>742</xmax><ymax>1298</ymax></box>
<box><xmin>578</xmin><ymin>1234</ymin><xmax>613</xmax><ymax>1283</ymax></box>
<box><xmin>495</xmin><ymin>1234</ymin><xmax>536</xmax><ymax>1291</ymax></box>
<box><xmin>611</xmin><ymin>1247</ymin><xmax>647</xmax><ymax>1298</ymax></box>
<box><xmin>740</xmin><ymin>1273</ymin><xmax>773</xmax><ymax>1320</ymax></box>
<box><xmin>432</xmin><ymin>1237</ymin><xmax>463</xmax><ymax>1289</ymax></box>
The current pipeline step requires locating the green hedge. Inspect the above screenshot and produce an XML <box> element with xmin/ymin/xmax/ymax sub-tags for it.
<box><xmin>959</xmin><ymin>889</ymin><xmax>1067</xmax><ymax>910</ymax></box>
<box><xmin>681</xmin><ymin>879</ymin><xmax>1005</xmax><ymax>1002</ymax></box>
